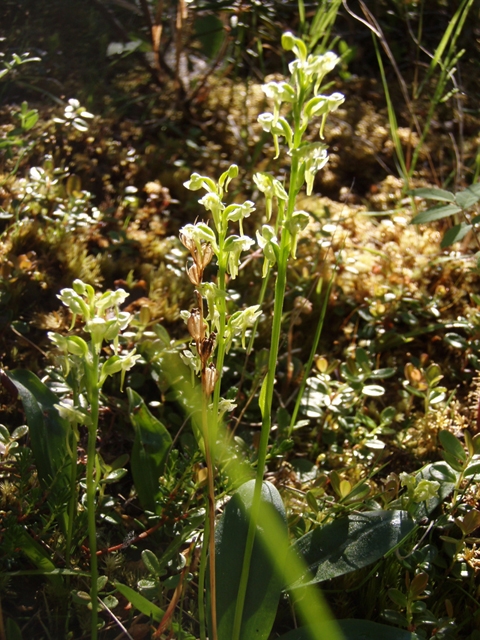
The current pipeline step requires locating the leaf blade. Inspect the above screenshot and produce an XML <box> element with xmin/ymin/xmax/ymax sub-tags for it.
<box><xmin>411</xmin><ymin>204</ymin><xmax>461</xmax><ymax>224</ymax></box>
<box><xmin>291</xmin><ymin>510</ymin><xmax>415</xmax><ymax>587</ymax></box>
<box><xmin>128</xmin><ymin>388</ymin><xmax>173</xmax><ymax>514</ymax></box>
<box><xmin>213</xmin><ymin>480</ymin><xmax>287</xmax><ymax>640</ymax></box>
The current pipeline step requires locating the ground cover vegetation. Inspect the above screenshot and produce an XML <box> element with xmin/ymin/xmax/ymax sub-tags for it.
<box><xmin>1</xmin><ymin>1</ymin><xmax>480</xmax><ymax>639</ymax></box>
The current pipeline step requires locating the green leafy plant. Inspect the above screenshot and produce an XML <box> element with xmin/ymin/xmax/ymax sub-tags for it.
<box><xmin>46</xmin><ymin>281</ymin><xmax>139</xmax><ymax>638</ymax></box>
<box><xmin>356</xmin><ymin>0</ymin><xmax>475</xmax><ymax>189</ymax></box>
<box><xmin>410</xmin><ymin>183</ymin><xmax>480</xmax><ymax>248</ymax></box>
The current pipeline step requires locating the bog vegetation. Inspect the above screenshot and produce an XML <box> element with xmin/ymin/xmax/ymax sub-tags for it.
<box><xmin>1</xmin><ymin>1</ymin><xmax>480</xmax><ymax>639</ymax></box>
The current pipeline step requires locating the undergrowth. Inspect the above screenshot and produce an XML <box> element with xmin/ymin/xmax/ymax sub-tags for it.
<box><xmin>1</xmin><ymin>3</ymin><xmax>480</xmax><ymax>640</ymax></box>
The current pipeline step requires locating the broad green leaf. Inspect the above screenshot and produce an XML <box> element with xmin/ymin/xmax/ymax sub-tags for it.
<box><xmin>388</xmin><ymin>588</ymin><xmax>408</xmax><ymax>608</ymax></box>
<box><xmin>277</xmin><ymin>619</ymin><xmax>419</xmax><ymax>640</ymax></box>
<box><xmin>212</xmin><ymin>480</ymin><xmax>287</xmax><ymax>640</ymax></box>
<box><xmin>439</xmin><ymin>430</ymin><xmax>466</xmax><ymax>462</ymax></box>
<box><xmin>194</xmin><ymin>14</ymin><xmax>225</xmax><ymax>59</ymax></box>
<box><xmin>455</xmin><ymin>184</ymin><xmax>480</xmax><ymax>209</ymax></box>
<box><xmin>410</xmin><ymin>187</ymin><xmax>455</xmax><ymax>202</ymax></box>
<box><xmin>8</xmin><ymin>369</ymin><xmax>73</xmax><ymax>534</ymax></box>
<box><xmin>114</xmin><ymin>582</ymin><xmax>164</xmax><ymax>622</ymax></box>
<box><xmin>441</xmin><ymin>223</ymin><xmax>472</xmax><ymax>247</ymax></box>
<box><xmin>128</xmin><ymin>388</ymin><xmax>172</xmax><ymax>514</ymax></box>
<box><xmin>411</xmin><ymin>204</ymin><xmax>461</xmax><ymax>224</ymax></box>
<box><xmin>441</xmin><ymin>451</ymin><xmax>465</xmax><ymax>472</ymax></box>
<box><xmin>291</xmin><ymin>511</ymin><xmax>414</xmax><ymax>587</ymax></box>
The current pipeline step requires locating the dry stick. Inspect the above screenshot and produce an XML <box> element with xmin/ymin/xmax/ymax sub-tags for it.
<box><xmin>152</xmin><ymin>0</ymin><xmax>164</xmax><ymax>80</ymax></box>
<box><xmin>175</xmin><ymin>0</ymin><xmax>187</xmax><ymax>92</ymax></box>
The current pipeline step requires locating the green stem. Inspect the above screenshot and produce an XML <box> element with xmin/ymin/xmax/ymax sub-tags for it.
<box><xmin>198</xmin><ymin>513</ymin><xmax>208</xmax><ymax>640</ymax></box>
<box><xmin>65</xmin><ymin>434</ymin><xmax>77</xmax><ymax>568</ymax></box>
<box><xmin>65</xmin><ymin>386</ymin><xmax>80</xmax><ymax>570</ymax></box>
<box><xmin>202</xmin><ymin>393</ymin><xmax>218</xmax><ymax>640</ymax></box>
<box><xmin>86</xmin><ymin>354</ymin><xmax>100</xmax><ymax>640</ymax></box>
<box><xmin>232</xmin><ymin>155</ymin><xmax>299</xmax><ymax>640</ymax></box>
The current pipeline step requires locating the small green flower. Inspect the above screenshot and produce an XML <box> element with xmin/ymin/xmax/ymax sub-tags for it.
<box><xmin>201</xmin><ymin>282</ymin><xmax>224</xmax><ymax>333</ymax></box>
<box><xmin>294</xmin><ymin>142</ymin><xmax>329</xmax><ymax>195</ymax></box>
<box><xmin>224</xmin><ymin>200</ymin><xmax>255</xmax><ymax>236</ymax></box>
<box><xmin>217</xmin><ymin>164</ymin><xmax>238</xmax><ymax>195</ymax></box>
<box><xmin>198</xmin><ymin>192</ymin><xmax>224</xmax><ymax>230</ymax></box>
<box><xmin>262</xmin><ymin>81</ymin><xmax>296</xmax><ymax>105</ymax></box>
<box><xmin>55</xmin><ymin>401</ymin><xmax>92</xmax><ymax>427</ymax></box>
<box><xmin>256</xmin><ymin>225</ymin><xmax>279</xmax><ymax>277</ymax></box>
<box><xmin>99</xmin><ymin>350</ymin><xmax>141</xmax><ymax>389</ymax></box>
<box><xmin>180</xmin><ymin>223</ymin><xmax>219</xmax><ymax>255</ymax></box>
<box><xmin>58</xmin><ymin>288</ymin><xmax>90</xmax><ymax>326</ymax></box>
<box><xmin>413</xmin><ymin>479</ymin><xmax>440</xmax><ymax>503</ymax></box>
<box><xmin>223</xmin><ymin>235</ymin><xmax>255</xmax><ymax>279</ymax></box>
<box><xmin>258</xmin><ymin>113</ymin><xmax>293</xmax><ymax>156</ymax></box>
<box><xmin>95</xmin><ymin>289</ymin><xmax>129</xmax><ymax>316</ymax></box>
<box><xmin>281</xmin><ymin>32</ymin><xmax>307</xmax><ymax>62</ymax></box>
<box><xmin>216</xmin><ymin>397</ymin><xmax>237</xmax><ymax>421</ymax></box>
<box><xmin>225</xmin><ymin>305</ymin><xmax>262</xmax><ymax>351</ymax></box>
<box><xmin>253</xmin><ymin>173</ymin><xmax>288</xmax><ymax>221</ymax></box>
<box><xmin>286</xmin><ymin>210</ymin><xmax>310</xmax><ymax>258</ymax></box>
<box><xmin>183</xmin><ymin>172</ymin><xmax>217</xmax><ymax>193</ymax></box>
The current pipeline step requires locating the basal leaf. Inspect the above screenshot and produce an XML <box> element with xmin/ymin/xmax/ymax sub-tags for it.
<box><xmin>128</xmin><ymin>388</ymin><xmax>172</xmax><ymax>513</ymax></box>
<box><xmin>8</xmin><ymin>369</ymin><xmax>73</xmax><ymax>534</ymax></box>
<box><xmin>213</xmin><ymin>480</ymin><xmax>287</xmax><ymax>640</ymax></box>
<box><xmin>277</xmin><ymin>619</ymin><xmax>420</xmax><ymax>640</ymax></box>
<box><xmin>290</xmin><ymin>510</ymin><xmax>414</xmax><ymax>587</ymax></box>
<box><xmin>411</xmin><ymin>204</ymin><xmax>461</xmax><ymax>224</ymax></box>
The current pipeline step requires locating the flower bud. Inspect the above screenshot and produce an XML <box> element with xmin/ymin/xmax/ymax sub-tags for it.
<box><xmin>203</xmin><ymin>363</ymin><xmax>219</xmax><ymax>396</ymax></box>
<box><xmin>187</xmin><ymin>263</ymin><xmax>203</xmax><ymax>286</ymax></box>
<box><xmin>187</xmin><ymin>308</ymin><xmax>206</xmax><ymax>342</ymax></box>
<box><xmin>198</xmin><ymin>332</ymin><xmax>216</xmax><ymax>367</ymax></box>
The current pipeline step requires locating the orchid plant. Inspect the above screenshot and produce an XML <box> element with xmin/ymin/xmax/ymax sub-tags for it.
<box><xmin>180</xmin><ymin>31</ymin><xmax>345</xmax><ymax>640</ymax></box>
<box><xmin>49</xmin><ymin>280</ymin><xmax>140</xmax><ymax>640</ymax></box>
